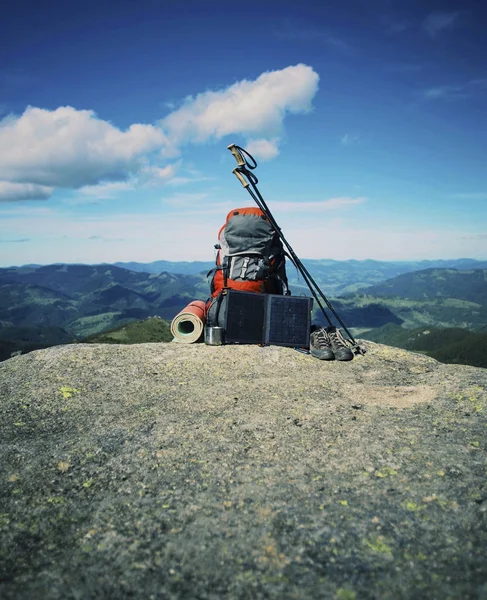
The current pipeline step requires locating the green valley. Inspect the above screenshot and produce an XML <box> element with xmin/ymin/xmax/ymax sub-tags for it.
<box><xmin>1</xmin><ymin>261</ymin><xmax>486</xmax><ymax>368</ymax></box>
<box><xmin>360</xmin><ymin>323</ymin><xmax>487</xmax><ymax>368</ymax></box>
<box><xmin>83</xmin><ymin>316</ymin><xmax>173</xmax><ymax>345</ymax></box>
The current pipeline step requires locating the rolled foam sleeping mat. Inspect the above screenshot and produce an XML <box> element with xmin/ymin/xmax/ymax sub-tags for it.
<box><xmin>170</xmin><ymin>300</ymin><xmax>206</xmax><ymax>343</ymax></box>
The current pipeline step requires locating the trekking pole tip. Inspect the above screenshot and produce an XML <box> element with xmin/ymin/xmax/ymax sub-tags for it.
<box><xmin>353</xmin><ymin>344</ymin><xmax>366</xmax><ymax>355</ymax></box>
<box><xmin>227</xmin><ymin>144</ymin><xmax>246</xmax><ymax>167</ymax></box>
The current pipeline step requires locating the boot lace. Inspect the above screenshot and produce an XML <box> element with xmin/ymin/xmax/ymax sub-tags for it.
<box><xmin>328</xmin><ymin>327</ymin><xmax>350</xmax><ymax>349</ymax></box>
<box><xmin>313</xmin><ymin>328</ymin><xmax>331</xmax><ymax>349</ymax></box>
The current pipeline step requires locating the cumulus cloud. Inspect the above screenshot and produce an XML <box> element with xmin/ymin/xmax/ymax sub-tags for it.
<box><xmin>0</xmin><ymin>106</ymin><xmax>167</xmax><ymax>203</ymax></box>
<box><xmin>0</xmin><ymin>181</ymin><xmax>53</xmax><ymax>202</ymax></box>
<box><xmin>140</xmin><ymin>162</ymin><xmax>180</xmax><ymax>185</ymax></box>
<box><xmin>245</xmin><ymin>138</ymin><xmax>280</xmax><ymax>161</ymax></box>
<box><xmin>1</xmin><ymin>65</ymin><xmax>319</xmax><ymax>202</ymax></box>
<box><xmin>0</xmin><ymin>106</ymin><xmax>166</xmax><ymax>189</ymax></box>
<box><xmin>161</xmin><ymin>64</ymin><xmax>319</xmax><ymax>145</ymax></box>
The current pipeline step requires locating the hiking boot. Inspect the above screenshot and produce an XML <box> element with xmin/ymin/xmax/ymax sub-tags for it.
<box><xmin>326</xmin><ymin>326</ymin><xmax>354</xmax><ymax>361</ymax></box>
<box><xmin>310</xmin><ymin>327</ymin><xmax>335</xmax><ymax>360</ymax></box>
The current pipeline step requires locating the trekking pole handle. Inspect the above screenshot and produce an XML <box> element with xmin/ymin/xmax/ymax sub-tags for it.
<box><xmin>232</xmin><ymin>168</ymin><xmax>249</xmax><ymax>188</ymax></box>
<box><xmin>227</xmin><ymin>144</ymin><xmax>246</xmax><ymax>167</ymax></box>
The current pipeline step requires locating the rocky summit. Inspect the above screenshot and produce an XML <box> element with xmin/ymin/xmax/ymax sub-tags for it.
<box><xmin>0</xmin><ymin>341</ymin><xmax>486</xmax><ymax>600</ymax></box>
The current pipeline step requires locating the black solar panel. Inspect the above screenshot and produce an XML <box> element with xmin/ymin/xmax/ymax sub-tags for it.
<box><xmin>265</xmin><ymin>295</ymin><xmax>313</xmax><ymax>347</ymax></box>
<box><xmin>224</xmin><ymin>290</ymin><xmax>312</xmax><ymax>347</ymax></box>
<box><xmin>224</xmin><ymin>291</ymin><xmax>266</xmax><ymax>344</ymax></box>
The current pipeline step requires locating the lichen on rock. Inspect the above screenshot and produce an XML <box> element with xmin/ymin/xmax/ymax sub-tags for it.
<box><xmin>0</xmin><ymin>341</ymin><xmax>486</xmax><ymax>599</ymax></box>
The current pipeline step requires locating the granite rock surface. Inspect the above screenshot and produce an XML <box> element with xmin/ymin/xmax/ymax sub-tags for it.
<box><xmin>0</xmin><ymin>341</ymin><xmax>486</xmax><ymax>599</ymax></box>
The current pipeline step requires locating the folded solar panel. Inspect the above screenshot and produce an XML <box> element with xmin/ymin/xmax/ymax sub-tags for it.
<box><xmin>223</xmin><ymin>290</ymin><xmax>312</xmax><ymax>348</ymax></box>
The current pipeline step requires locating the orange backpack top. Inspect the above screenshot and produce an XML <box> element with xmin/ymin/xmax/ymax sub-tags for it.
<box><xmin>208</xmin><ymin>207</ymin><xmax>289</xmax><ymax>297</ymax></box>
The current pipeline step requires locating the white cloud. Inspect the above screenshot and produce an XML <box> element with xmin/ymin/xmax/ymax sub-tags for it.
<box><xmin>140</xmin><ymin>162</ymin><xmax>180</xmax><ymax>185</ymax></box>
<box><xmin>423</xmin><ymin>11</ymin><xmax>460</xmax><ymax>38</ymax></box>
<box><xmin>164</xmin><ymin>166</ymin><xmax>214</xmax><ymax>187</ymax></box>
<box><xmin>75</xmin><ymin>163</ymin><xmax>183</xmax><ymax>200</ymax></box>
<box><xmin>3</xmin><ymin>207</ymin><xmax>486</xmax><ymax>265</ymax></box>
<box><xmin>245</xmin><ymin>138</ymin><xmax>280</xmax><ymax>161</ymax></box>
<box><xmin>271</xmin><ymin>197</ymin><xmax>366</xmax><ymax>212</ymax></box>
<box><xmin>0</xmin><ymin>181</ymin><xmax>53</xmax><ymax>202</ymax></box>
<box><xmin>161</xmin><ymin>64</ymin><xmax>319</xmax><ymax>145</ymax></box>
<box><xmin>0</xmin><ymin>209</ymin><xmax>219</xmax><ymax>265</ymax></box>
<box><xmin>0</xmin><ymin>106</ymin><xmax>167</xmax><ymax>188</ymax></box>
<box><xmin>1</xmin><ymin>65</ymin><xmax>319</xmax><ymax>203</ymax></box>
<box><xmin>0</xmin><ymin>205</ymin><xmax>54</xmax><ymax>217</ymax></box>
<box><xmin>78</xmin><ymin>181</ymin><xmax>135</xmax><ymax>198</ymax></box>
<box><xmin>151</xmin><ymin>164</ymin><xmax>178</xmax><ymax>180</ymax></box>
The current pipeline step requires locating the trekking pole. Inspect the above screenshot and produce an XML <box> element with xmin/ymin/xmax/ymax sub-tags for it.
<box><xmin>228</xmin><ymin>145</ymin><xmax>336</xmax><ymax>328</ymax></box>
<box><xmin>232</xmin><ymin>161</ymin><xmax>334</xmax><ymax>327</ymax></box>
<box><xmin>227</xmin><ymin>144</ymin><xmax>364</xmax><ymax>354</ymax></box>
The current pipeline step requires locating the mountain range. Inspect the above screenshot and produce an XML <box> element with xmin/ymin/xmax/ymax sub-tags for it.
<box><xmin>339</xmin><ymin>268</ymin><xmax>487</xmax><ymax>331</ymax></box>
<box><xmin>361</xmin><ymin>268</ymin><xmax>487</xmax><ymax>304</ymax></box>
<box><xmin>1</xmin><ymin>259</ymin><xmax>486</xmax><ymax>366</ymax></box>
<box><xmin>113</xmin><ymin>258</ymin><xmax>487</xmax><ymax>296</ymax></box>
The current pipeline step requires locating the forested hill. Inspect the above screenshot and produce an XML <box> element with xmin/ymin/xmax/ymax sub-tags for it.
<box><xmin>0</xmin><ymin>263</ymin><xmax>206</xmax><ymax>298</ymax></box>
<box><xmin>113</xmin><ymin>258</ymin><xmax>487</xmax><ymax>296</ymax></box>
<box><xmin>359</xmin><ymin>268</ymin><xmax>487</xmax><ymax>304</ymax></box>
<box><xmin>0</xmin><ymin>264</ymin><xmax>208</xmax><ymax>341</ymax></box>
<box><xmin>361</xmin><ymin>323</ymin><xmax>487</xmax><ymax>368</ymax></box>
<box><xmin>2</xmin><ymin>263</ymin><xmax>487</xmax><ymax>366</ymax></box>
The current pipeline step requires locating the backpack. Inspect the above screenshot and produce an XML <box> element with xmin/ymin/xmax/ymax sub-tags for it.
<box><xmin>206</xmin><ymin>207</ymin><xmax>289</xmax><ymax>328</ymax></box>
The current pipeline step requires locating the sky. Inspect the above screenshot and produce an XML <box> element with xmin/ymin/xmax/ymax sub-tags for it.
<box><xmin>1</xmin><ymin>0</ymin><xmax>486</xmax><ymax>266</ymax></box>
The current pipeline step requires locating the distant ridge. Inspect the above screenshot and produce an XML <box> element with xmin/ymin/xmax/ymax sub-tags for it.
<box><xmin>113</xmin><ymin>258</ymin><xmax>487</xmax><ymax>277</ymax></box>
<box><xmin>113</xmin><ymin>260</ymin><xmax>214</xmax><ymax>275</ymax></box>
<box><xmin>0</xmin><ymin>264</ymin><xmax>207</xmax><ymax>341</ymax></box>
<box><xmin>1</xmin><ymin>262</ymin><xmax>487</xmax><ymax>366</ymax></box>
<box><xmin>113</xmin><ymin>258</ymin><xmax>487</xmax><ymax>296</ymax></box>
<box><xmin>361</xmin><ymin>268</ymin><xmax>487</xmax><ymax>304</ymax></box>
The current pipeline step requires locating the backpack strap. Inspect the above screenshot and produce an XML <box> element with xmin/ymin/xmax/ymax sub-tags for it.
<box><xmin>221</xmin><ymin>256</ymin><xmax>230</xmax><ymax>288</ymax></box>
<box><xmin>206</xmin><ymin>289</ymin><xmax>227</xmax><ymax>328</ymax></box>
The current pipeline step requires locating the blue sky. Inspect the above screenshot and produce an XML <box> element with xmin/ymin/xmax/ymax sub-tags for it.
<box><xmin>1</xmin><ymin>0</ymin><xmax>486</xmax><ymax>266</ymax></box>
